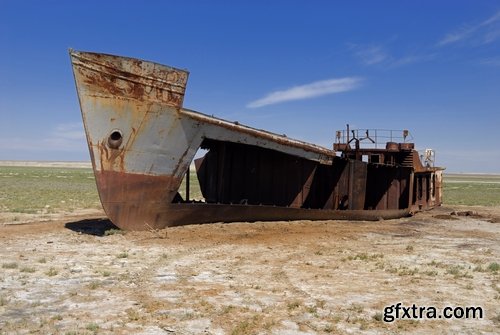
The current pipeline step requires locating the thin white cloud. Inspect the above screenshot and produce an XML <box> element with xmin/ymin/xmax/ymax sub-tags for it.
<box><xmin>355</xmin><ymin>45</ymin><xmax>389</xmax><ymax>65</ymax></box>
<box><xmin>438</xmin><ymin>27</ymin><xmax>475</xmax><ymax>46</ymax></box>
<box><xmin>483</xmin><ymin>28</ymin><xmax>500</xmax><ymax>44</ymax></box>
<box><xmin>438</xmin><ymin>10</ymin><xmax>500</xmax><ymax>46</ymax></box>
<box><xmin>350</xmin><ymin>42</ymin><xmax>434</xmax><ymax>68</ymax></box>
<box><xmin>479</xmin><ymin>57</ymin><xmax>500</xmax><ymax>67</ymax></box>
<box><xmin>247</xmin><ymin>77</ymin><xmax>364</xmax><ymax>108</ymax></box>
<box><xmin>390</xmin><ymin>53</ymin><xmax>437</xmax><ymax>67</ymax></box>
<box><xmin>482</xmin><ymin>10</ymin><xmax>500</xmax><ymax>26</ymax></box>
<box><xmin>349</xmin><ymin>43</ymin><xmax>390</xmax><ymax>65</ymax></box>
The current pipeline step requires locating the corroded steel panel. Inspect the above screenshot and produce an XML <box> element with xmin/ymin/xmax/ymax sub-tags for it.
<box><xmin>70</xmin><ymin>51</ymin><xmax>188</xmax><ymax>106</ymax></box>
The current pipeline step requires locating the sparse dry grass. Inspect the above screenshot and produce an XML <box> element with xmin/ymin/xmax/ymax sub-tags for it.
<box><xmin>444</xmin><ymin>174</ymin><xmax>500</xmax><ymax>206</ymax></box>
<box><xmin>45</xmin><ymin>267</ymin><xmax>58</xmax><ymax>277</ymax></box>
<box><xmin>2</xmin><ymin>262</ymin><xmax>18</xmax><ymax>269</ymax></box>
<box><xmin>117</xmin><ymin>252</ymin><xmax>128</xmax><ymax>259</ymax></box>
<box><xmin>0</xmin><ymin>166</ymin><xmax>101</xmax><ymax>214</ymax></box>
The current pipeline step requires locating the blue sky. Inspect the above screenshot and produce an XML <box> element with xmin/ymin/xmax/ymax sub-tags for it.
<box><xmin>1</xmin><ymin>1</ymin><xmax>499</xmax><ymax>173</ymax></box>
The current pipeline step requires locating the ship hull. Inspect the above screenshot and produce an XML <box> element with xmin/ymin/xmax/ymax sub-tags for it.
<box><xmin>70</xmin><ymin>50</ymin><xmax>442</xmax><ymax>230</ymax></box>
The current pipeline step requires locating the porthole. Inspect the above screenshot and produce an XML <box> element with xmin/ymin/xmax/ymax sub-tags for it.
<box><xmin>107</xmin><ymin>130</ymin><xmax>123</xmax><ymax>149</ymax></box>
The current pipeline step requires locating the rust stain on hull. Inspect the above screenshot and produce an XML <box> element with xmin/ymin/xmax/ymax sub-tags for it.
<box><xmin>95</xmin><ymin>171</ymin><xmax>181</xmax><ymax>230</ymax></box>
<box><xmin>70</xmin><ymin>49</ymin><xmax>445</xmax><ymax>231</ymax></box>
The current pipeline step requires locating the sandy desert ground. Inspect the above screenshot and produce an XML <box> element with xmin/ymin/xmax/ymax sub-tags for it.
<box><xmin>0</xmin><ymin>204</ymin><xmax>499</xmax><ymax>335</ymax></box>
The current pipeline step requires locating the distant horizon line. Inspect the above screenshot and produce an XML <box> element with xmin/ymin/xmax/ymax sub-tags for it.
<box><xmin>0</xmin><ymin>160</ymin><xmax>498</xmax><ymax>175</ymax></box>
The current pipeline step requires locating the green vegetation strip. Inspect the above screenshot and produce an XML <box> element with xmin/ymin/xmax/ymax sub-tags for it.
<box><xmin>443</xmin><ymin>174</ymin><xmax>500</xmax><ymax>206</ymax></box>
<box><xmin>0</xmin><ymin>167</ymin><xmax>499</xmax><ymax>215</ymax></box>
<box><xmin>0</xmin><ymin>166</ymin><xmax>101</xmax><ymax>214</ymax></box>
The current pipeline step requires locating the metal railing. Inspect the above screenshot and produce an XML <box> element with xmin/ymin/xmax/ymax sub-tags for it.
<box><xmin>334</xmin><ymin>127</ymin><xmax>414</xmax><ymax>149</ymax></box>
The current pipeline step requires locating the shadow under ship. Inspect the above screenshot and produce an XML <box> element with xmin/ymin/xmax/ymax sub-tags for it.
<box><xmin>70</xmin><ymin>50</ymin><xmax>444</xmax><ymax>230</ymax></box>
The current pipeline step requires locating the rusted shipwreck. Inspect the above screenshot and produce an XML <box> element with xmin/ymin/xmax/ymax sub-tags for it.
<box><xmin>70</xmin><ymin>50</ymin><xmax>444</xmax><ymax>230</ymax></box>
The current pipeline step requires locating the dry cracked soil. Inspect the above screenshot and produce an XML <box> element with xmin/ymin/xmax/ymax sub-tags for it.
<box><xmin>0</xmin><ymin>205</ymin><xmax>499</xmax><ymax>334</ymax></box>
